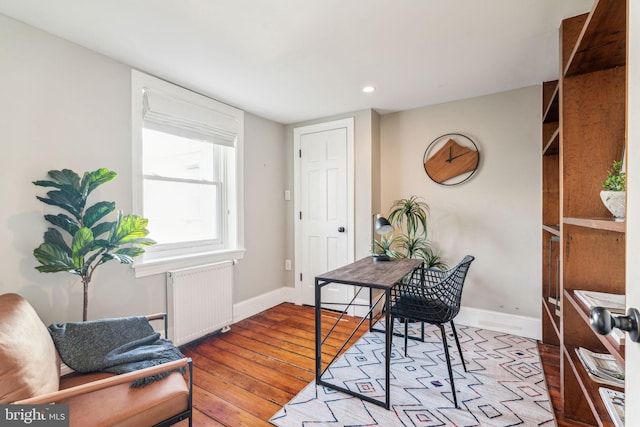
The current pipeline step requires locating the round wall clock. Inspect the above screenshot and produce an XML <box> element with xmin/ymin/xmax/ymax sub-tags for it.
<box><xmin>423</xmin><ymin>133</ymin><xmax>480</xmax><ymax>185</ymax></box>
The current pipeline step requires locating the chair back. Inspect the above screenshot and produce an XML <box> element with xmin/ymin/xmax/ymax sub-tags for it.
<box><xmin>391</xmin><ymin>255</ymin><xmax>475</xmax><ymax>324</ymax></box>
<box><xmin>437</xmin><ymin>255</ymin><xmax>474</xmax><ymax>319</ymax></box>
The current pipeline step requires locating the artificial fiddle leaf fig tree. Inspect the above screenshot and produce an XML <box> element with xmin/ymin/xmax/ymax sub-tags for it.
<box><xmin>33</xmin><ymin>168</ymin><xmax>156</xmax><ymax>321</ymax></box>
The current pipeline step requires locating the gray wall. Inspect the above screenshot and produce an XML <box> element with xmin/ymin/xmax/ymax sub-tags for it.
<box><xmin>380</xmin><ymin>87</ymin><xmax>542</xmax><ymax>318</ymax></box>
<box><xmin>0</xmin><ymin>14</ymin><xmax>287</xmax><ymax>325</ymax></box>
<box><xmin>2</xmin><ymin>11</ymin><xmax>542</xmax><ymax>328</ymax></box>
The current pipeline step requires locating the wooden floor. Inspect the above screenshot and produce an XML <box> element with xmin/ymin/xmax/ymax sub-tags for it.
<box><xmin>538</xmin><ymin>342</ymin><xmax>592</xmax><ymax>427</ymax></box>
<box><xmin>176</xmin><ymin>303</ymin><xmax>584</xmax><ymax>426</ymax></box>
<box><xmin>176</xmin><ymin>302</ymin><xmax>369</xmax><ymax>426</ymax></box>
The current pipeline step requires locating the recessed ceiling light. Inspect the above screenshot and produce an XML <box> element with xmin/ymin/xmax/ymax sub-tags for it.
<box><xmin>362</xmin><ymin>86</ymin><xmax>376</xmax><ymax>93</ymax></box>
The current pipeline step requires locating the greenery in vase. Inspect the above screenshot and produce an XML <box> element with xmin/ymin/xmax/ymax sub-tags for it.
<box><xmin>376</xmin><ymin>195</ymin><xmax>447</xmax><ymax>269</ymax></box>
<box><xmin>33</xmin><ymin>168</ymin><xmax>156</xmax><ymax>321</ymax></box>
<box><xmin>602</xmin><ymin>160</ymin><xmax>626</xmax><ymax>191</ymax></box>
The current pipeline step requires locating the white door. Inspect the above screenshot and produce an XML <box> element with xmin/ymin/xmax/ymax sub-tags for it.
<box><xmin>625</xmin><ymin>4</ymin><xmax>639</xmax><ymax>424</ymax></box>
<box><xmin>294</xmin><ymin>119</ymin><xmax>354</xmax><ymax>309</ymax></box>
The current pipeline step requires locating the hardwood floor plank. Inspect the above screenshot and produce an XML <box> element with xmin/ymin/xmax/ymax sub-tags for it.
<box><xmin>179</xmin><ymin>303</ymin><xmax>571</xmax><ymax>426</ymax></box>
<box><xmin>188</xmin><ymin>352</ymin><xmax>295</xmax><ymax>406</ymax></box>
<box><xmin>186</xmin><ymin>339</ymin><xmax>310</xmax><ymax>393</ymax></box>
<box><xmin>191</xmin><ymin>366</ymin><xmax>281</xmax><ymax>420</ymax></box>
<box><xmin>191</xmin><ymin>386</ymin><xmax>273</xmax><ymax>427</ymax></box>
<box><xmin>538</xmin><ymin>342</ymin><xmax>591</xmax><ymax>427</ymax></box>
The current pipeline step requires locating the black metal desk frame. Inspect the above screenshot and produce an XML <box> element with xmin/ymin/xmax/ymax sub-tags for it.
<box><xmin>314</xmin><ymin>257</ymin><xmax>423</xmax><ymax>409</ymax></box>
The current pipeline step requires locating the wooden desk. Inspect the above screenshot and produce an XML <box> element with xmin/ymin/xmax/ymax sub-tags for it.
<box><xmin>315</xmin><ymin>257</ymin><xmax>422</xmax><ymax>409</ymax></box>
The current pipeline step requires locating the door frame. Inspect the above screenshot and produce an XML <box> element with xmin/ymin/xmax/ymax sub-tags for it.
<box><xmin>625</xmin><ymin>1</ymin><xmax>639</xmax><ymax>423</ymax></box>
<box><xmin>293</xmin><ymin>118</ymin><xmax>355</xmax><ymax>305</ymax></box>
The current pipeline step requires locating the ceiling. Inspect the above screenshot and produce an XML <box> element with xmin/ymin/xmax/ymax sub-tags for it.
<box><xmin>0</xmin><ymin>0</ymin><xmax>593</xmax><ymax>124</ymax></box>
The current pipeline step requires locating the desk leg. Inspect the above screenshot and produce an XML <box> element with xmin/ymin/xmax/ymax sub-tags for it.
<box><xmin>315</xmin><ymin>278</ymin><xmax>321</xmax><ymax>384</ymax></box>
<box><xmin>369</xmin><ymin>287</ymin><xmax>373</xmax><ymax>331</ymax></box>
<box><xmin>384</xmin><ymin>287</ymin><xmax>391</xmax><ymax>409</ymax></box>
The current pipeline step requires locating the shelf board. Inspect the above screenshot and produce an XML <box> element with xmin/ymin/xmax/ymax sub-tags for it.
<box><xmin>542</xmin><ymin>297</ymin><xmax>561</xmax><ymax>340</ymax></box>
<box><xmin>564</xmin><ymin>0</ymin><xmax>626</xmax><ymax>77</ymax></box>
<box><xmin>564</xmin><ymin>288</ymin><xmax>625</xmax><ymax>366</ymax></box>
<box><xmin>542</xmin><ymin>128</ymin><xmax>559</xmax><ymax>156</ymax></box>
<box><xmin>563</xmin><ymin>217</ymin><xmax>625</xmax><ymax>233</ymax></box>
<box><xmin>564</xmin><ymin>344</ymin><xmax>623</xmax><ymax>427</ymax></box>
<box><xmin>543</xmin><ymin>91</ymin><xmax>559</xmax><ymax>124</ymax></box>
<box><xmin>542</xmin><ymin>224</ymin><xmax>561</xmax><ymax>236</ymax></box>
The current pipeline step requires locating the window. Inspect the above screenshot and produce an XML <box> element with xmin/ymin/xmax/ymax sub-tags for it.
<box><xmin>132</xmin><ymin>71</ymin><xmax>244</xmax><ymax>276</ymax></box>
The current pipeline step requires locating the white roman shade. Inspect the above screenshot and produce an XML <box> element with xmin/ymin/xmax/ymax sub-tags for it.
<box><xmin>142</xmin><ymin>88</ymin><xmax>238</xmax><ymax>147</ymax></box>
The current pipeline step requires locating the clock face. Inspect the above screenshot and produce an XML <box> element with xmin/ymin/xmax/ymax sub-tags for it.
<box><xmin>423</xmin><ymin>133</ymin><xmax>480</xmax><ymax>185</ymax></box>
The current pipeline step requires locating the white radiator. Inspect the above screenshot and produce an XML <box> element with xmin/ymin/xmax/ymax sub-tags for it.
<box><xmin>166</xmin><ymin>261</ymin><xmax>234</xmax><ymax>346</ymax></box>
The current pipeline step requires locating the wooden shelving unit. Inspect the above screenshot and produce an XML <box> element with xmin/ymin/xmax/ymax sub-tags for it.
<box><xmin>540</xmin><ymin>0</ymin><xmax>628</xmax><ymax>425</ymax></box>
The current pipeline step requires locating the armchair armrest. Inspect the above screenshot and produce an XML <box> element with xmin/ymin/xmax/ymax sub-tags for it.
<box><xmin>146</xmin><ymin>312</ymin><xmax>168</xmax><ymax>339</ymax></box>
<box><xmin>14</xmin><ymin>357</ymin><xmax>191</xmax><ymax>405</ymax></box>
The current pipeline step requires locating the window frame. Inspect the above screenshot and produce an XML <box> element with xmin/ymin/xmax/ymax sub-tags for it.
<box><xmin>131</xmin><ymin>70</ymin><xmax>245</xmax><ymax>277</ymax></box>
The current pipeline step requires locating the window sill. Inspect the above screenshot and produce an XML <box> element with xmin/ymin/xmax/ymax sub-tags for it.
<box><xmin>132</xmin><ymin>248</ymin><xmax>246</xmax><ymax>278</ymax></box>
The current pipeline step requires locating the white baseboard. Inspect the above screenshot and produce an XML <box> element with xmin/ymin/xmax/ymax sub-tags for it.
<box><xmin>455</xmin><ymin>306</ymin><xmax>541</xmax><ymax>340</ymax></box>
<box><xmin>233</xmin><ymin>286</ymin><xmax>297</xmax><ymax>323</ymax></box>
<box><xmin>232</xmin><ymin>288</ymin><xmax>541</xmax><ymax>341</ymax></box>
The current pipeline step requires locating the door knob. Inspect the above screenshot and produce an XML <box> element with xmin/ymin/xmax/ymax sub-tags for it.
<box><xmin>338</xmin><ymin>227</ymin><xmax>346</xmax><ymax>233</ymax></box>
<box><xmin>590</xmin><ymin>306</ymin><xmax>640</xmax><ymax>343</ymax></box>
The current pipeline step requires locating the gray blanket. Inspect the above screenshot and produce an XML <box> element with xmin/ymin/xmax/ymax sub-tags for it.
<box><xmin>48</xmin><ymin>316</ymin><xmax>185</xmax><ymax>387</ymax></box>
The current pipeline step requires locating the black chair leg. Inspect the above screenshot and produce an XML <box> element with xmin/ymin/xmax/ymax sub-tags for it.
<box><xmin>439</xmin><ymin>324</ymin><xmax>459</xmax><ymax>408</ymax></box>
<box><xmin>404</xmin><ymin>318</ymin><xmax>409</xmax><ymax>357</ymax></box>
<box><xmin>449</xmin><ymin>321</ymin><xmax>467</xmax><ymax>373</ymax></box>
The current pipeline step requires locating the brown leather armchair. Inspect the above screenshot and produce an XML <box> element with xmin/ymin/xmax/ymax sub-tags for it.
<box><xmin>0</xmin><ymin>293</ymin><xmax>192</xmax><ymax>427</ymax></box>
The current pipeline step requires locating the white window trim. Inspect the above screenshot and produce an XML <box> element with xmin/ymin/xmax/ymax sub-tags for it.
<box><xmin>131</xmin><ymin>70</ymin><xmax>245</xmax><ymax>277</ymax></box>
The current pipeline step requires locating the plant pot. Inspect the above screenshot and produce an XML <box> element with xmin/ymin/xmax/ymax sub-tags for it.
<box><xmin>600</xmin><ymin>190</ymin><xmax>626</xmax><ymax>220</ymax></box>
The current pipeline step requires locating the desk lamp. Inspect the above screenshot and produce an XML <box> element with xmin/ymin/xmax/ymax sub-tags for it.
<box><xmin>372</xmin><ymin>213</ymin><xmax>393</xmax><ymax>262</ymax></box>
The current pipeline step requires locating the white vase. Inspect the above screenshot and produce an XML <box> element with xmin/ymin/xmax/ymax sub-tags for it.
<box><xmin>600</xmin><ymin>190</ymin><xmax>626</xmax><ymax>220</ymax></box>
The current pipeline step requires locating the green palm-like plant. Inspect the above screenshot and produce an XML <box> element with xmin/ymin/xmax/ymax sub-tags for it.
<box><xmin>33</xmin><ymin>168</ymin><xmax>156</xmax><ymax>321</ymax></box>
<box><xmin>602</xmin><ymin>160</ymin><xmax>626</xmax><ymax>191</ymax></box>
<box><xmin>383</xmin><ymin>196</ymin><xmax>447</xmax><ymax>269</ymax></box>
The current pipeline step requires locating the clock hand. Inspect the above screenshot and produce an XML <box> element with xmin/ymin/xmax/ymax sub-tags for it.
<box><xmin>446</xmin><ymin>146</ymin><xmax>453</xmax><ymax>163</ymax></box>
<box><xmin>449</xmin><ymin>150</ymin><xmax>472</xmax><ymax>161</ymax></box>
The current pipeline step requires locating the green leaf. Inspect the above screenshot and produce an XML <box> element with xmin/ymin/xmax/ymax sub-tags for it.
<box><xmin>83</xmin><ymin>201</ymin><xmax>116</xmax><ymax>228</ymax></box>
<box><xmin>44</xmin><ymin>214</ymin><xmax>80</xmax><ymax>236</ymax></box>
<box><xmin>33</xmin><ymin>243</ymin><xmax>75</xmax><ymax>271</ymax></box>
<box><xmin>35</xmin><ymin>264</ymin><xmax>78</xmax><ymax>273</ymax></box>
<box><xmin>47</xmin><ymin>169</ymin><xmax>81</xmax><ymax>190</ymax></box>
<box><xmin>71</xmin><ymin>228</ymin><xmax>95</xmax><ymax>268</ymax></box>
<box><xmin>91</xmin><ymin>221</ymin><xmax>115</xmax><ymax>238</ymax></box>
<box><xmin>93</xmin><ymin>239</ymin><xmax>117</xmax><ymax>249</ymax></box>
<box><xmin>111</xmin><ymin>214</ymin><xmax>153</xmax><ymax>245</ymax></box>
<box><xmin>102</xmin><ymin>253</ymin><xmax>135</xmax><ymax>264</ymax></box>
<box><xmin>81</xmin><ymin>168</ymin><xmax>117</xmax><ymax>196</ymax></box>
<box><xmin>124</xmin><ymin>237</ymin><xmax>157</xmax><ymax>246</ymax></box>
<box><xmin>115</xmin><ymin>247</ymin><xmax>145</xmax><ymax>257</ymax></box>
<box><xmin>33</xmin><ymin>181</ymin><xmax>82</xmax><ymax>199</ymax></box>
<box><xmin>36</xmin><ymin>196</ymin><xmax>81</xmax><ymax>220</ymax></box>
<box><xmin>43</xmin><ymin>228</ymin><xmax>72</xmax><ymax>256</ymax></box>
<box><xmin>46</xmin><ymin>189</ymin><xmax>81</xmax><ymax>209</ymax></box>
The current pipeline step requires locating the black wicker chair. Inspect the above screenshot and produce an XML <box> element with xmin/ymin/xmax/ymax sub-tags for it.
<box><xmin>390</xmin><ymin>255</ymin><xmax>474</xmax><ymax>408</ymax></box>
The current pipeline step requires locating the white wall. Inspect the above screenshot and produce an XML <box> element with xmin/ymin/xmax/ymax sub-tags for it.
<box><xmin>380</xmin><ymin>86</ymin><xmax>542</xmax><ymax>320</ymax></box>
<box><xmin>0</xmin><ymin>14</ymin><xmax>287</xmax><ymax>324</ymax></box>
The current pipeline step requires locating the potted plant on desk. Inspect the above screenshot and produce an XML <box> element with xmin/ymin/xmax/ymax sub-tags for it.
<box><xmin>380</xmin><ymin>195</ymin><xmax>446</xmax><ymax>269</ymax></box>
<box><xmin>600</xmin><ymin>160</ymin><xmax>626</xmax><ymax>221</ymax></box>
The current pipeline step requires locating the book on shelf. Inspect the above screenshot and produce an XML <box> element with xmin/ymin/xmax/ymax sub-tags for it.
<box><xmin>573</xmin><ymin>290</ymin><xmax>625</xmax><ymax>314</ymax></box>
<box><xmin>599</xmin><ymin>387</ymin><xmax>624</xmax><ymax>427</ymax></box>
<box><xmin>575</xmin><ymin>347</ymin><xmax>624</xmax><ymax>387</ymax></box>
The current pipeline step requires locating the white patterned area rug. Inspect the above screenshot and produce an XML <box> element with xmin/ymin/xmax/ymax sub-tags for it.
<box><xmin>270</xmin><ymin>320</ymin><xmax>554</xmax><ymax>427</ymax></box>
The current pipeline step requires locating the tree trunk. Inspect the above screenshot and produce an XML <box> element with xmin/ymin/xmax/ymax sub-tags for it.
<box><xmin>82</xmin><ymin>278</ymin><xmax>89</xmax><ymax>321</ymax></box>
